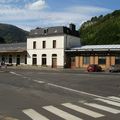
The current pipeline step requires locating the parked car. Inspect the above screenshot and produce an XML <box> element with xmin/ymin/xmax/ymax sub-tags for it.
<box><xmin>109</xmin><ymin>65</ymin><xmax>120</xmax><ymax>72</ymax></box>
<box><xmin>87</xmin><ymin>64</ymin><xmax>102</xmax><ymax>72</ymax></box>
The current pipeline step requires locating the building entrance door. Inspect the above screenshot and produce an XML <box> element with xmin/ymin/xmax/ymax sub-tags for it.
<box><xmin>33</xmin><ymin>58</ymin><xmax>37</xmax><ymax>65</ymax></box>
<box><xmin>52</xmin><ymin>54</ymin><xmax>57</xmax><ymax>68</ymax></box>
<box><xmin>16</xmin><ymin>55</ymin><xmax>20</xmax><ymax>65</ymax></box>
<box><xmin>52</xmin><ymin>58</ymin><xmax>57</xmax><ymax>68</ymax></box>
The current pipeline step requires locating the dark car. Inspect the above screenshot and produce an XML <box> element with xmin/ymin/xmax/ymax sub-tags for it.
<box><xmin>87</xmin><ymin>64</ymin><xmax>102</xmax><ymax>72</ymax></box>
<box><xmin>109</xmin><ymin>65</ymin><xmax>120</xmax><ymax>72</ymax></box>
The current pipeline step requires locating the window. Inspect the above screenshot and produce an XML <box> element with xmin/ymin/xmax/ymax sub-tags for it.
<box><xmin>53</xmin><ymin>40</ymin><xmax>56</xmax><ymax>48</ymax></box>
<box><xmin>42</xmin><ymin>41</ymin><xmax>46</xmax><ymax>48</ymax></box>
<box><xmin>42</xmin><ymin>54</ymin><xmax>47</xmax><ymax>66</ymax></box>
<box><xmin>98</xmin><ymin>56</ymin><xmax>106</xmax><ymax>64</ymax></box>
<box><xmin>33</xmin><ymin>41</ymin><xmax>36</xmax><ymax>49</ymax></box>
<box><xmin>115</xmin><ymin>56</ymin><xmax>120</xmax><ymax>64</ymax></box>
<box><xmin>9</xmin><ymin>55</ymin><xmax>12</xmax><ymax>64</ymax></box>
<box><xmin>44</xmin><ymin>29</ymin><xmax>48</xmax><ymax>34</ymax></box>
<box><xmin>32</xmin><ymin>54</ymin><xmax>37</xmax><ymax>65</ymax></box>
<box><xmin>83</xmin><ymin>56</ymin><xmax>90</xmax><ymax>64</ymax></box>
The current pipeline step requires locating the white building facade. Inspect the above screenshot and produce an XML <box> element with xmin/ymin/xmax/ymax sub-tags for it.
<box><xmin>27</xmin><ymin>24</ymin><xmax>80</xmax><ymax>68</ymax></box>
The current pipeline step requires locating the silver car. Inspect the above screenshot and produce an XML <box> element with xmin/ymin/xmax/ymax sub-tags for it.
<box><xmin>109</xmin><ymin>65</ymin><xmax>120</xmax><ymax>72</ymax></box>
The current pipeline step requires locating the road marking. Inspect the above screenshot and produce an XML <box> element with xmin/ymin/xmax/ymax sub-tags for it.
<box><xmin>10</xmin><ymin>72</ymin><xmax>22</xmax><ymax>76</ymax></box>
<box><xmin>23</xmin><ymin>76</ymin><xmax>29</xmax><ymax>79</ymax></box>
<box><xmin>34</xmin><ymin>80</ymin><xmax>45</xmax><ymax>84</ymax></box>
<box><xmin>10</xmin><ymin>71</ymin><xmax>120</xmax><ymax>107</ymax></box>
<box><xmin>84</xmin><ymin>102</ymin><xmax>120</xmax><ymax>114</ymax></box>
<box><xmin>43</xmin><ymin>105</ymin><xmax>83</xmax><ymax>120</ymax></box>
<box><xmin>47</xmin><ymin>83</ymin><xmax>105</xmax><ymax>98</ymax></box>
<box><xmin>22</xmin><ymin>109</ymin><xmax>49</xmax><ymax>120</ymax></box>
<box><xmin>107</xmin><ymin>96</ymin><xmax>120</xmax><ymax>102</ymax></box>
<box><xmin>96</xmin><ymin>98</ymin><xmax>120</xmax><ymax>107</ymax></box>
<box><xmin>62</xmin><ymin>103</ymin><xmax>104</xmax><ymax>118</ymax></box>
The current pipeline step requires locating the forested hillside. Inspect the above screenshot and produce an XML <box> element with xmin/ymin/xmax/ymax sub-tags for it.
<box><xmin>0</xmin><ymin>23</ymin><xmax>28</xmax><ymax>44</ymax></box>
<box><xmin>80</xmin><ymin>10</ymin><xmax>120</xmax><ymax>45</ymax></box>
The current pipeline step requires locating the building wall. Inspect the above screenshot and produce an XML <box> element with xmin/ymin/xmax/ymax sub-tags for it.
<box><xmin>27</xmin><ymin>36</ymin><xmax>65</xmax><ymax>50</ymax></box>
<box><xmin>69</xmin><ymin>54</ymin><xmax>120</xmax><ymax>70</ymax></box>
<box><xmin>27</xmin><ymin>34</ymin><xmax>80</xmax><ymax>68</ymax></box>
<box><xmin>64</xmin><ymin>35</ymin><xmax>81</xmax><ymax>49</ymax></box>
<box><xmin>27</xmin><ymin>35</ymin><xmax>65</xmax><ymax>67</ymax></box>
<box><xmin>0</xmin><ymin>53</ymin><xmax>26</xmax><ymax>65</ymax></box>
<box><xmin>27</xmin><ymin>49</ymin><xmax>64</xmax><ymax>67</ymax></box>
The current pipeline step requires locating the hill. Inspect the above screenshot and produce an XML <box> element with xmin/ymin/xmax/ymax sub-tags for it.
<box><xmin>0</xmin><ymin>23</ymin><xmax>29</xmax><ymax>44</ymax></box>
<box><xmin>80</xmin><ymin>10</ymin><xmax>120</xmax><ymax>45</ymax></box>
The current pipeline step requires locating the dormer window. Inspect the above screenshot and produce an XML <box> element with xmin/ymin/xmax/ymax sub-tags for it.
<box><xmin>44</xmin><ymin>30</ymin><xmax>47</xmax><ymax>34</ymax></box>
<box><xmin>44</xmin><ymin>29</ymin><xmax>48</xmax><ymax>34</ymax></box>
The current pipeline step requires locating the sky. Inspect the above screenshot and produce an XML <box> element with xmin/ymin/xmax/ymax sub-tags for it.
<box><xmin>0</xmin><ymin>0</ymin><xmax>120</xmax><ymax>31</ymax></box>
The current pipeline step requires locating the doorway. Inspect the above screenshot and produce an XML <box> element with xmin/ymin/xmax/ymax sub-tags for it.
<box><xmin>16</xmin><ymin>55</ymin><xmax>20</xmax><ymax>65</ymax></box>
<box><xmin>52</xmin><ymin>54</ymin><xmax>57</xmax><ymax>68</ymax></box>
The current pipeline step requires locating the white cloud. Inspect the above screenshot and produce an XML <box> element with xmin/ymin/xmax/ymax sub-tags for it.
<box><xmin>0</xmin><ymin>2</ymin><xmax>112</xmax><ymax>30</ymax></box>
<box><xmin>26</xmin><ymin>0</ymin><xmax>47</xmax><ymax>10</ymax></box>
<box><xmin>0</xmin><ymin>0</ymin><xmax>20</xmax><ymax>3</ymax></box>
<box><xmin>66</xmin><ymin>6</ymin><xmax>112</xmax><ymax>14</ymax></box>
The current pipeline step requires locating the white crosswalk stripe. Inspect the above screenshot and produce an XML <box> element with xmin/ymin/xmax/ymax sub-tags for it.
<box><xmin>22</xmin><ymin>97</ymin><xmax>120</xmax><ymax>120</ymax></box>
<box><xmin>84</xmin><ymin>102</ymin><xmax>120</xmax><ymax>114</ymax></box>
<box><xmin>62</xmin><ymin>103</ymin><xmax>104</xmax><ymax>118</ymax></box>
<box><xmin>22</xmin><ymin>109</ymin><xmax>50</xmax><ymax>120</ymax></box>
<box><xmin>107</xmin><ymin>96</ymin><xmax>120</xmax><ymax>102</ymax></box>
<box><xmin>43</xmin><ymin>105</ymin><xmax>83</xmax><ymax>120</ymax></box>
<box><xmin>96</xmin><ymin>98</ymin><xmax>120</xmax><ymax>107</ymax></box>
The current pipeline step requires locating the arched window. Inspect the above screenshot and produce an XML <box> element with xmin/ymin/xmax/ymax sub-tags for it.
<box><xmin>32</xmin><ymin>54</ymin><xmax>37</xmax><ymax>65</ymax></box>
<box><xmin>52</xmin><ymin>54</ymin><xmax>57</xmax><ymax>57</ymax></box>
<box><xmin>33</xmin><ymin>54</ymin><xmax>37</xmax><ymax>57</ymax></box>
<box><xmin>42</xmin><ymin>54</ymin><xmax>47</xmax><ymax>66</ymax></box>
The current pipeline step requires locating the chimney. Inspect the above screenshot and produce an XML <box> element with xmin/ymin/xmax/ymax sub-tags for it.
<box><xmin>69</xmin><ymin>23</ymin><xmax>76</xmax><ymax>31</ymax></box>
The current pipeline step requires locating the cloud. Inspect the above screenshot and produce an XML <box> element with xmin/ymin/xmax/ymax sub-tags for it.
<box><xmin>0</xmin><ymin>1</ymin><xmax>112</xmax><ymax>30</ymax></box>
<box><xmin>0</xmin><ymin>0</ymin><xmax>20</xmax><ymax>3</ymax></box>
<box><xmin>26</xmin><ymin>0</ymin><xmax>47</xmax><ymax>10</ymax></box>
<box><xmin>66</xmin><ymin>6</ymin><xmax>112</xmax><ymax>14</ymax></box>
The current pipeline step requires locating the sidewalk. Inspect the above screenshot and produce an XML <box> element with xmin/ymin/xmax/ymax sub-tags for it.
<box><xmin>6</xmin><ymin>65</ymin><xmax>86</xmax><ymax>73</ymax></box>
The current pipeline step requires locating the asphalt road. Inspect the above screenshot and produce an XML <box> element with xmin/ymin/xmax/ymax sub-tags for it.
<box><xmin>0</xmin><ymin>69</ymin><xmax>120</xmax><ymax>120</ymax></box>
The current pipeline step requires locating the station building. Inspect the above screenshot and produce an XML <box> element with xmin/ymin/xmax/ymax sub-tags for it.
<box><xmin>0</xmin><ymin>43</ymin><xmax>27</xmax><ymax>66</ymax></box>
<box><xmin>65</xmin><ymin>45</ymin><xmax>120</xmax><ymax>69</ymax></box>
<box><xmin>0</xmin><ymin>24</ymin><xmax>120</xmax><ymax>70</ymax></box>
<box><xmin>27</xmin><ymin>24</ymin><xmax>80</xmax><ymax>68</ymax></box>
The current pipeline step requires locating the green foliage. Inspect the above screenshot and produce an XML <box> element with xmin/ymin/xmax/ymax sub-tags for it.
<box><xmin>0</xmin><ymin>23</ymin><xmax>29</xmax><ymax>44</ymax></box>
<box><xmin>80</xmin><ymin>10</ymin><xmax>120</xmax><ymax>45</ymax></box>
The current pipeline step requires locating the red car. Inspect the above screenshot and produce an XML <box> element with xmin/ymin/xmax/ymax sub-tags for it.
<box><xmin>87</xmin><ymin>64</ymin><xmax>102</xmax><ymax>72</ymax></box>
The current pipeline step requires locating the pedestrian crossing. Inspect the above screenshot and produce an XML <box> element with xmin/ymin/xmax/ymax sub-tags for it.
<box><xmin>23</xmin><ymin>109</ymin><xmax>50</xmax><ymax>120</ymax></box>
<box><xmin>62</xmin><ymin>103</ymin><xmax>104</xmax><ymax>118</ymax></box>
<box><xmin>22</xmin><ymin>96</ymin><xmax>120</xmax><ymax>120</ymax></box>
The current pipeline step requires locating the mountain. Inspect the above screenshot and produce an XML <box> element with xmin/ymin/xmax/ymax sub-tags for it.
<box><xmin>0</xmin><ymin>23</ymin><xmax>29</xmax><ymax>44</ymax></box>
<box><xmin>80</xmin><ymin>10</ymin><xmax>120</xmax><ymax>45</ymax></box>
